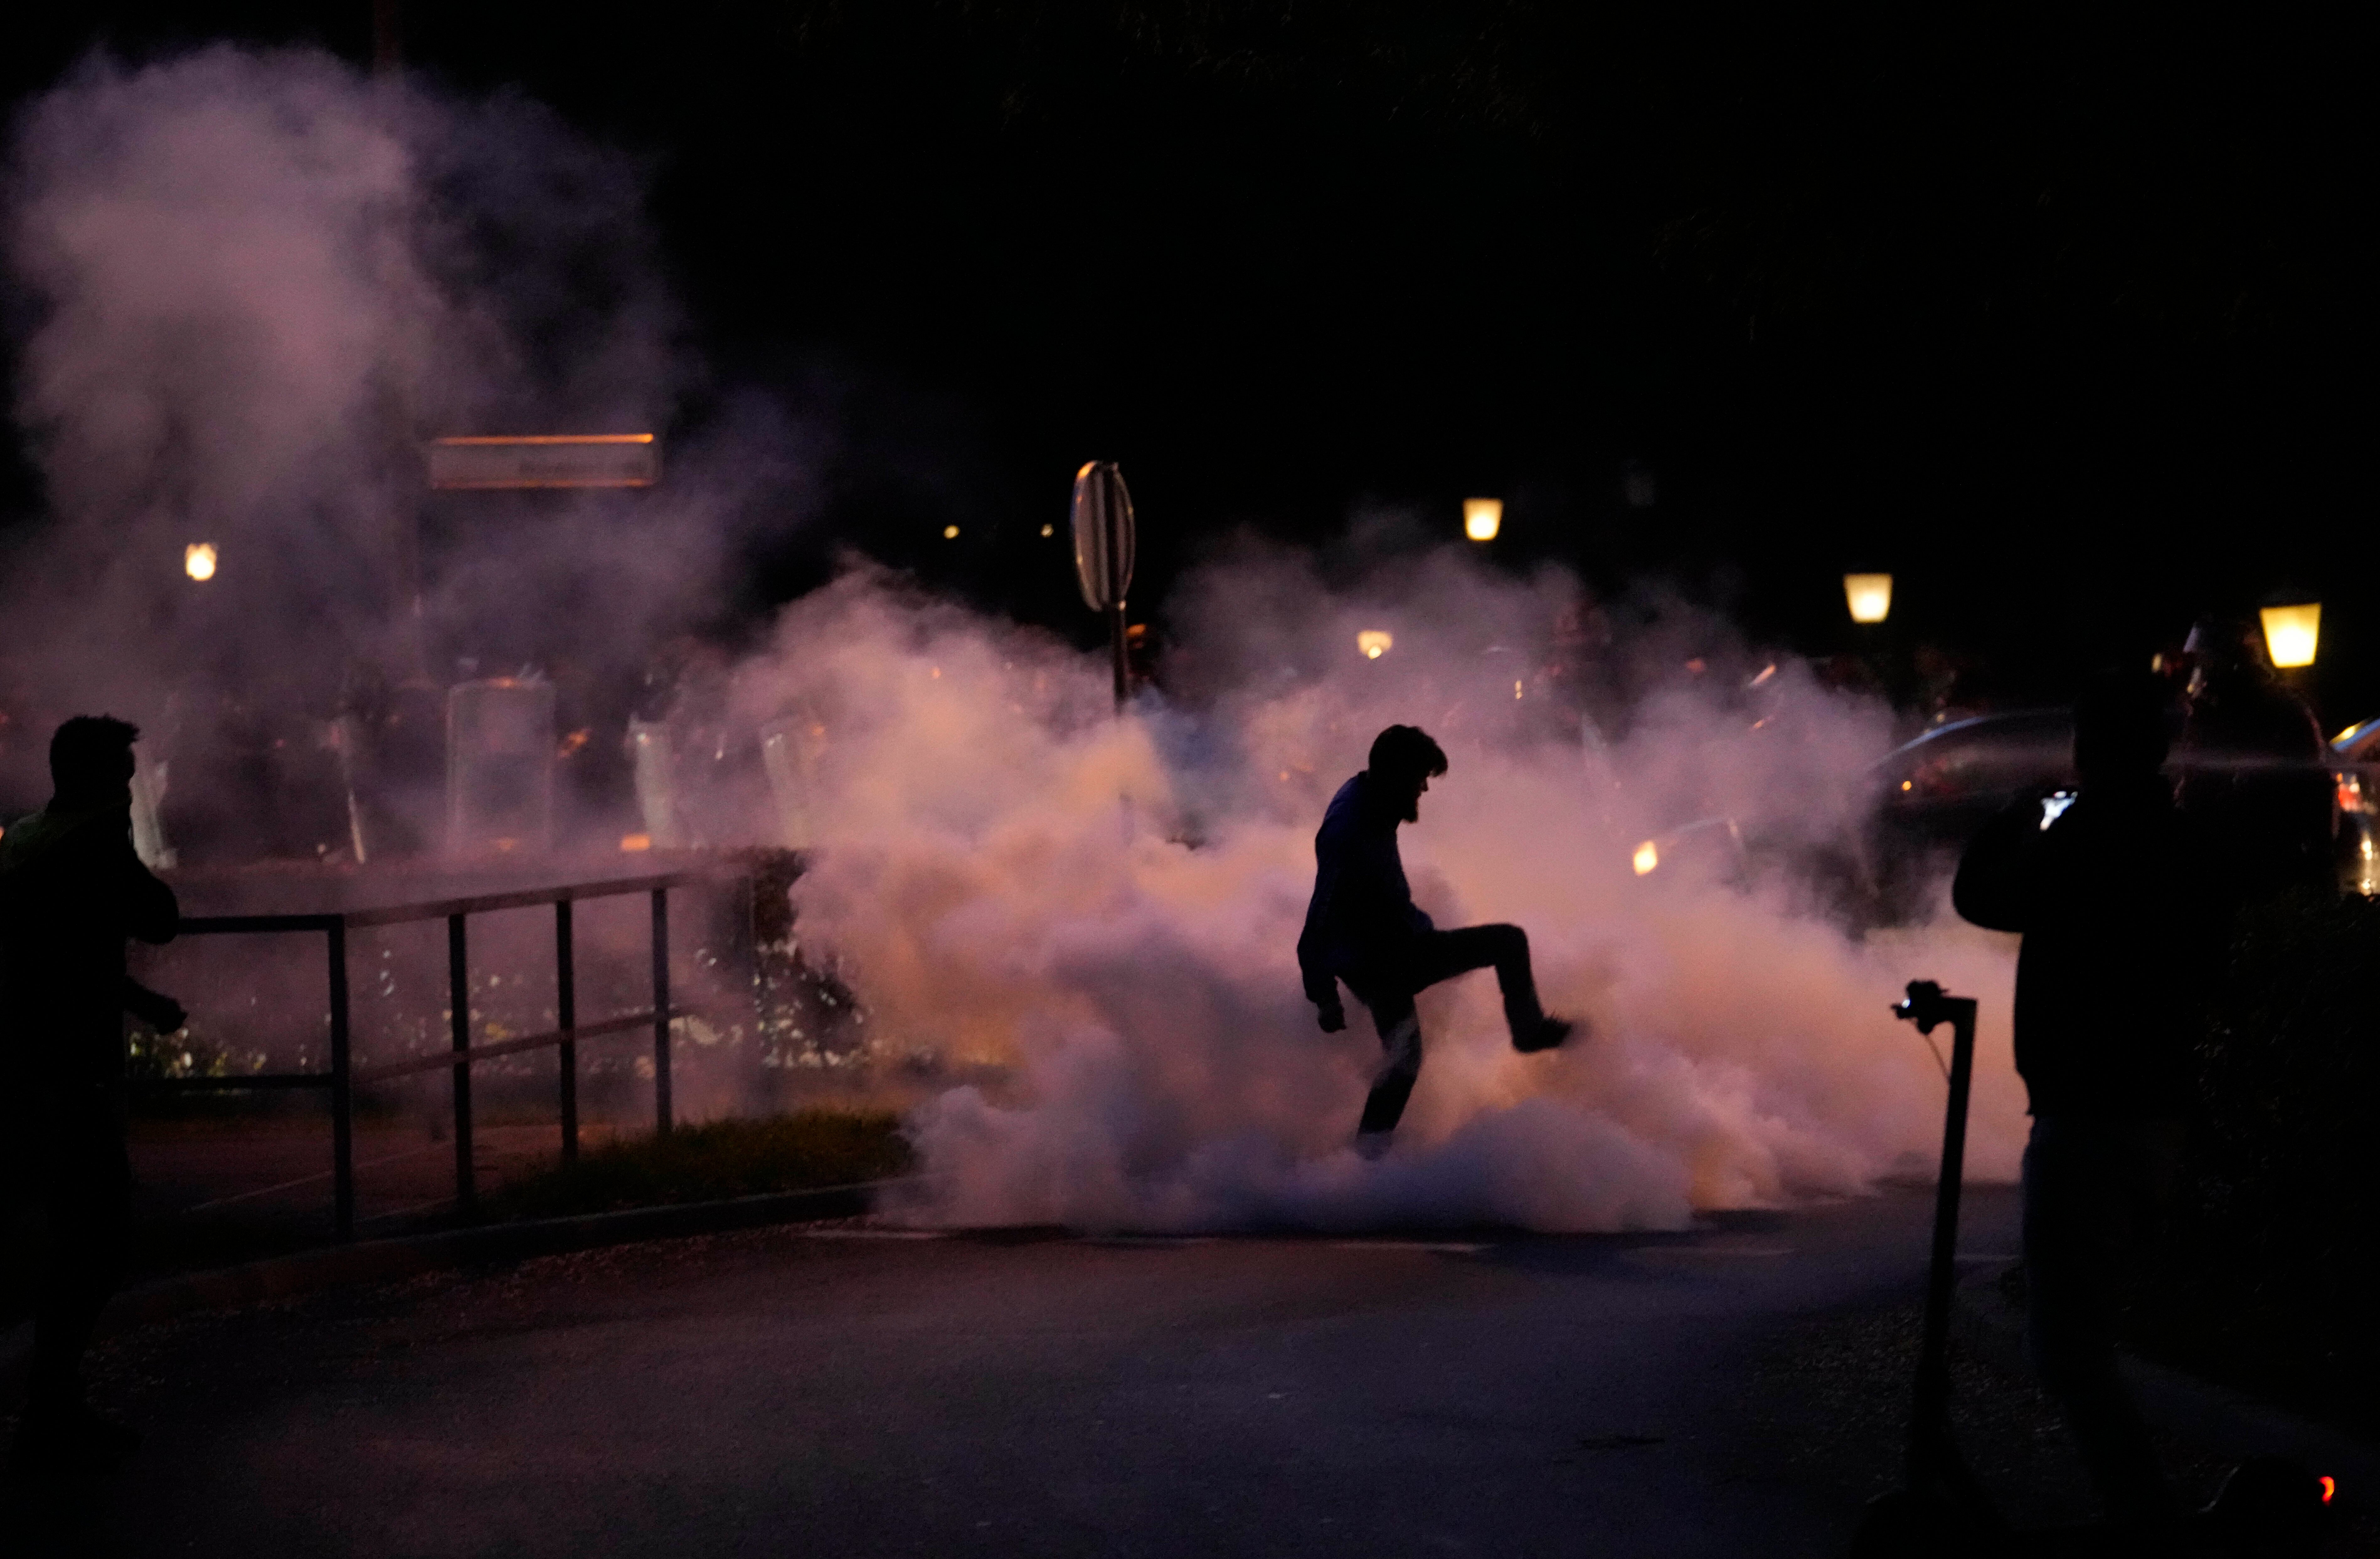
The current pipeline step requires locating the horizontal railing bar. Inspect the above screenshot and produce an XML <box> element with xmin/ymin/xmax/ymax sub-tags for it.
<box><xmin>350</xmin><ymin>1007</ymin><xmax>699</xmax><ymax>1084</ymax></box>
<box><xmin>128</xmin><ymin>1072</ymin><xmax>334</xmax><ymax>1091</ymax></box>
<box><xmin>169</xmin><ymin>871</ymin><xmax>725</xmax><ymax>937</ymax></box>
<box><xmin>180</xmin><ymin>914</ymin><xmax>346</xmax><ymax>935</ymax></box>
<box><xmin>338</xmin><ymin>871</ymin><xmax>720</xmax><ymax>929</ymax></box>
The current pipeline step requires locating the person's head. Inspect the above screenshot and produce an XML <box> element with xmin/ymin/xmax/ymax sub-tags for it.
<box><xmin>1366</xmin><ymin>724</ymin><xmax>1448</xmax><ymax>822</ymax></box>
<box><xmin>2182</xmin><ymin>614</ymin><xmax>2273</xmax><ymax>697</ymax></box>
<box><xmin>50</xmin><ymin>715</ymin><xmax>140</xmax><ymax>807</ymax></box>
<box><xmin>2072</xmin><ymin>672</ymin><xmax>2172</xmax><ymax>785</ymax></box>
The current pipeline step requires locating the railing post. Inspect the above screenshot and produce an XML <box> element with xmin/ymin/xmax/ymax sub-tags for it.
<box><xmin>651</xmin><ymin>886</ymin><xmax>672</xmax><ymax>1134</ymax></box>
<box><xmin>328</xmin><ymin>919</ymin><xmax>353</xmax><ymax>1241</ymax></box>
<box><xmin>556</xmin><ymin>897</ymin><xmax>578</xmax><ymax>1163</ymax></box>
<box><xmin>449</xmin><ymin>911</ymin><xmax>475</xmax><ymax>1211</ymax></box>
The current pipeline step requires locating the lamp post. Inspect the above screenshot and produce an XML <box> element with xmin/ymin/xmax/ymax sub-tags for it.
<box><xmin>1070</xmin><ymin>461</ymin><xmax>1137</xmax><ymax>712</ymax></box>
<box><xmin>2259</xmin><ymin>602</ymin><xmax>2320</xmax><ymax>669</ymax></box>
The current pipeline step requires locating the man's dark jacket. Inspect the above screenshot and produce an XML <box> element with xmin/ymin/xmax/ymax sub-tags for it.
<box><xmin>0</xmin><ymin>802</ymin><xmax>178</xmax><ymax>1092</ymax></box>
<box><xmin>1952</xmin><ymin>778</ymin><xmax>2222</xmax><ymax>1118</ymax></box>
<box><xmin>1297</xmin><ymin>772</ymin><xmax>1433</xmax><ymax>1006</ymax></box>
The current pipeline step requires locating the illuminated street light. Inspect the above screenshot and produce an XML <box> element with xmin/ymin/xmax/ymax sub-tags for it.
<box><xmin>1463</xmin><ymin>498</ymin><xmax>1502</xmax><ymax>542</ymax></box>
<box><xmin>184</xmin><ymin>543</ymin><xmax>218</xmax><ymax>581</ymax></box>
<box><xmin>943</xmin><ymin>525</ymin><xmax>960</xmax><ymax>540</ymax></box>
<box><xmin>1357</xmin><ymin>630</ymin><xmax>1393</xmax><ymax>659</ymax></box>
<box><xmin>2260</xmin><ymin>602</ymin><xmax>2321</xmax><ymax>668</ymax></box>
<box><xmin>1843</xmin><ymin>572</ymin><xmax>1893</xmax><ymax>624</ymax></box>
<box><xmin>1632</xmin><ymin>840</ymin><xmax>1660</xmax><ymax>875</ymax></box>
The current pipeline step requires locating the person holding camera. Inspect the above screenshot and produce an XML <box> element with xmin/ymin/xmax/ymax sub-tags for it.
<box><xmin>1953</xmin><ymin>672</ymin><xmax>2228</xmax><ymax>1535</ymax></box>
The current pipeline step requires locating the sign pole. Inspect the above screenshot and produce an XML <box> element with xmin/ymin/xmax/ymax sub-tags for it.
<box><xmin>1070</xmin><ymin>462</ymin><xmax>1138</xmax><ymax>715</ymax></box>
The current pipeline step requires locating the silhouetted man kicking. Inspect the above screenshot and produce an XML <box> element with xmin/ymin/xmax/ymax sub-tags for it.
<box><xmin>1298</xmin><ymin>725</ymin><xmax>1573</xmax><ymax>1158</ymax></box>
<box><xmin>1</xmin><ymin>716</ymin><xmax>181</xmax><ymax>1471</ymax></box>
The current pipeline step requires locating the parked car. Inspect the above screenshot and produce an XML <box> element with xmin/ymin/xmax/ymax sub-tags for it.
<box><xmin>1632</xmin><ymin>705</ymin><xmax>2359</xmax><ymax>922</ymax></box>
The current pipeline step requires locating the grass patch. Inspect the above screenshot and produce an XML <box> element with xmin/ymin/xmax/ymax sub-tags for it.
<box><xmin>486</xmin><ymin>1110</ymin><xmax>913</xmax><ymax>1222</ymax></box>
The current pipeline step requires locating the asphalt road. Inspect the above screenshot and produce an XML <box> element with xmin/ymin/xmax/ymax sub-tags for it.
<box><xmin>14</xmin><ymin>1186</ymin><xmax>2024</xmax><ymax>1557</ymax></box>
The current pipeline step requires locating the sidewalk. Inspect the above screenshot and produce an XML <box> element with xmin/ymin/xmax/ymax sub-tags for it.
<box><xmin>1952</xmin><ymin>1264</ymin><xmax>2380</xmax><ymax>1501</ymax></box>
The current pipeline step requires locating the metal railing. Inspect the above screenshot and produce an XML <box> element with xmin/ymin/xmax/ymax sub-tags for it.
<box><xmin>135</xmin><ymin>869</ymin><xmax>732</xmax><ymax>1240</ymax></box>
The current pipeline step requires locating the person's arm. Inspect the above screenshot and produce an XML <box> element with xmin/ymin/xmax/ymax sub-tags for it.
<box><xmin>109</xmin><ymin>826</ymin><xmax>178</xmax><ymax>944</ymax></box>
<box><xmin>1951</xmin><ymin>794</ymin><xmax>2047</xmax><ymax>933</ymax></box>
<box><xmin>1297</xmin><ymin>844</ymin><xmax>1348</xmax><ymax>1031</ymax></box>
<box><xmin>122</xmin><ymin>975</ymin><xmax>186</xmax><ymax>1032</ymax></box>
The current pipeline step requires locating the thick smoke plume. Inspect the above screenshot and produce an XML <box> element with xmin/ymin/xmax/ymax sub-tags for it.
<box><xmin>3</xmin><ymin>47</ymin><xmax>789</xmax><ymax>741</ymax></box>
<box><xmin>744</xmin><ymin>554</ymin><xmax>2027</xmax><ymax>1233</ymax></box>
<box><xmin>5</xmin><ymin>48</ymin><xmax>2027</xmax><ymax>1233</ymax></box>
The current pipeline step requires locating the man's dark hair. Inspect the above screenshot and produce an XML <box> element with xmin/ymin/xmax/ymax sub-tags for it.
<box><xmin>50</xmin><ymin>714</ymin><xmax>141</xmax><ymax>798</ymax></box>
<box><xmin>2073</xmin><ymin>672</ymin><xmax>2172</xmax><ymax>780</ymax></box>
<box><xmin>1368</xmin><ymin>724</ymin><xmax>1448</xmax><ymax>781</ymax></box>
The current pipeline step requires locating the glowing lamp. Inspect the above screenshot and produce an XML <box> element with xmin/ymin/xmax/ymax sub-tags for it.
<box><xmin>1843</xmin><ymin>573</ymin><xmax>1892</xmax><ymax>624</ymax></box>
<box><xmin>1357</xmin><ymin>630</ymin><xmax>1394</xmax><ymax>659</ymax></box>
<box><xmin>2259</xmin><ymin>602</ymin><xmax>2320</xmax><ymax>668</ymax></box>
<box><xmin>943</xmin><ymin>525</ymin><xmax>960</xmax><ymax>540</ymax></box>
<box><xmin>1463</xmin><ymin>498</ymin><xmax>1502</xmax><ymax>543</ymax></box>
<box><xmin>1632</xmin><ymin>840</ymin><xmax>1660</xmax><ymax>876</ymax></box>
<box><xmin>184</xmin><ymin>543</ymin><xmax>218</xmax><ymax>582</ymax></box>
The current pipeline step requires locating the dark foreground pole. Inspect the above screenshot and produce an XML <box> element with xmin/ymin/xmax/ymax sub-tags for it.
<box><xmin>1109</xmin><ymin>602</ymin><xmax>1129</xmax><ymax>711</ymax></box>
<box><xmin>327</xmin><ymin>920</ymin><xmax>354</xmax><ymax>1240</ymax></box>
<box><xmin>556</xmin><ymin>897</ymin><xmax>578</xmax><ymax>1163</ymax></box>
<box><xmin>651</xmin><ymin>887</ymin><xmax>672</xmax><ymax>1134</ymax></box>
<box><xmin>449</xmin><ymin>912</ymin><xmax>474</xmax><ymax>1211</ymax></box>
<box><xmin>1892</xmin><ymin>979</ymin><xmax>1983</xmax><ymax>1493</ymax></box>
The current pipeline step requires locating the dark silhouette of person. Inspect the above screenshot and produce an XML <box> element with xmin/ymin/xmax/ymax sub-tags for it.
<box><xmin>0</xmin><ymin>716</ymin><xmax>181</xmax><ymax>1472</ymax></box>
<box><xmin>1952</xmin><ymin>672</ymin><xmax>2227</xmax><ymax>1537</ymax></box>
<box><xmin>2175</xmin><ymin>614</ymin><xmax>2335</xmax><ymax>899</ymax></box>
<box><xmin>1298</xmin><ymin>725</ymin><xmax>1575</xmax><ymax>1158</ymax></box>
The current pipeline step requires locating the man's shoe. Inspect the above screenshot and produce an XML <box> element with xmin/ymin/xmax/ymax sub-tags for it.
<box><xmin>1513</xmin><ymin>1016</ymin><xmax>1576</xmax><ymax>1054</ymax></box>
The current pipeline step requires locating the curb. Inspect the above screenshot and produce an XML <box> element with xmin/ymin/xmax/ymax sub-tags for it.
<box><xmin>1953</xmin><ymin>1265</ymin><xmax>2380</xmax><ymax>1496</ymax></box>
<box><xmin>3</xmin><ymin>1178</ymin><xmax>910</xmax><ymax>1396</ymax></box>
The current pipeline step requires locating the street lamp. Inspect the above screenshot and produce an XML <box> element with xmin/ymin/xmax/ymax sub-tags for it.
<box><xmin>184</xmin><ymin>543</ymin><xmax>218</xmax><ymax>581</ymax></box>
<box><xmin>1357</xmin><ymin>630</ymin><xmax>1393</xmax><ymax>659</ymax></box>
<box><xmin>1844</xmin><ymin>573</ymin><xmax>1892</xmax><ymax>624</ymax></box>
<box><xmin>2260</xmin><ymin>602</ymin><xmax>2321</xmax><ymax>669</ymax></box>
<box><xmin>1463</xmin><ymin>499</ymin><xmax>1502</xmax><ymax>543</ymax></box>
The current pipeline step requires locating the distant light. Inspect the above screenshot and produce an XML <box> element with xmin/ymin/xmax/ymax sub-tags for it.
<box><xmin>1041</xmin><ymin>523</ymin><xmax>1055</xmax><ymax>537</ymax></box>
<box><xmin>1514</xmin><ymin>680</ymin><xmax>1524</xmax><ymax>699</ymax></box>
<box><xmin>1747</xmin><ymin>663</ymin><xmax>1777</xmax><ymax>688</ymax></box>
<box><xmin>620</xmin><ymin>833</ymin><xmax>652</xmax><ymax>852</ymax></box>
<box><xmin>1844</xmin><ymin>573</ymin><xmax>1893</xmax><ymax>624</ymax></box>
<box><xmin>1357</xmin><ymin>630</ymin><xmax>1394</xmax><ymax>659</ymax></box>
<box><xmin>943</xmin><ymin>525</ymin><xmax>961</xmax><ymax>540</ymax></box>
<box><xmin>1633</xmin><ymin>840</ymin><xmax>1660</xmax><ymax>876</ymax></box>
<box><xmin>1463</xmin><ymin>498</ymin><xmax>1502</xmax><ymax>542</ymax></box>
<box><xmin>184</xmin><ymin>543</ymin><xmax>218</xmax><ymax>582</ymax></box>
<box><xmin>2260</xmin><ymin>602</ymin><xmax>2320</xmax><ymax>668</ymax></box>
<box><xmin>2320</xmin><ymin>1476</ymin><xmax>2336</xmax><ymax>1505</ymax></box>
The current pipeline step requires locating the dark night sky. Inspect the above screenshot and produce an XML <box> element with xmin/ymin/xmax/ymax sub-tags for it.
<box><xmin>6</xmin><ymin>5</ymin><xmax>2375</xmax><ymax>710</ymax></box>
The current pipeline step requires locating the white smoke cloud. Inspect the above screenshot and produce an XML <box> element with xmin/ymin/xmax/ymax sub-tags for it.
<box><xmin>3</xmin><ymin>47</ymin><xmax>2029</xmax><ymax>1234</ymax></box>
<box><xmin>746</xmin><ymin>555</ymin><xmax>2028</xmax><ymax>1233</ymax></box>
